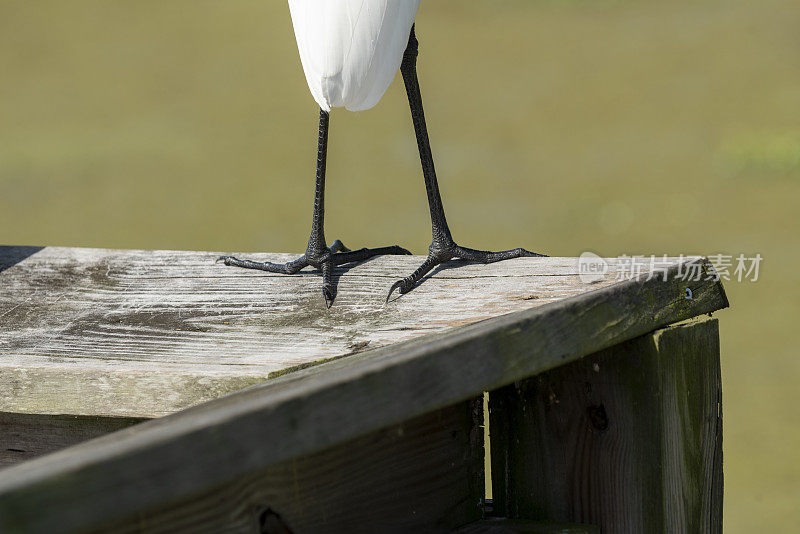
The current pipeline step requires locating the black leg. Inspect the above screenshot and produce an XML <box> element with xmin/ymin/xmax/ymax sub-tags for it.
<box><xmin>219</xmin><ymin>109</ymin><xmax>411</xmax><ymax>307</ymax></box>
<box><xmin>388</xmin><ymin>26</ymin><xmax>545</xmax><ymax>302</ymax></box>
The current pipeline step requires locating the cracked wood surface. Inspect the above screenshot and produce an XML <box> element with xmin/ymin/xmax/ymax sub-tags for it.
<box><xmin>1</xmin><ymin>246</ymin><xmax>717</xmax><ymax>418</ymax></box>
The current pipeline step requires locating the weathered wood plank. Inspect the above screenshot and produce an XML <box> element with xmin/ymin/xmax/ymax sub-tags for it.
<box><xmin>489</xmin><ymin>318</ymin><xmax>723</xmax><ymax>533</ymax></box>
<box><xmin>0</xmin><ymin>257</ymin><xmax>727</xmax><ymax>533</ymax></box>
<box><xmin>87</xmin><ymin>400</ymin><xmax>484</xmax><ymax>533</ymax></box>
<box><xmin>0</xmin><ymin>413</ymin><xmax>143</xmax><ymax>468</ymax></box>
<box><xmin>0</xmin><ymin>246</ymin><xmax>711</xmax><ymax>417</ymax></box>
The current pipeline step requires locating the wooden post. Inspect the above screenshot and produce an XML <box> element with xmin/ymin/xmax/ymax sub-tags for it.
<box><xmin>490</xmin><ymin>318</ymin><xmax>723</xmax><ymax>533</ymax></box>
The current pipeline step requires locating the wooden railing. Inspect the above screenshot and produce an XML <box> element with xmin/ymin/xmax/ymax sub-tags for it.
<box><xmin>0</xmin><ymin>247</ymin><xmax>728</xmax><ymax>533</ymax></box>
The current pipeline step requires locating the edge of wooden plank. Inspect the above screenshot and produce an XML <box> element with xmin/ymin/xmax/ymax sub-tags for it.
<box><xmin>0</xmin><ymin>257</ymin><xmax>728</xmax><ymax>533</ymax></box>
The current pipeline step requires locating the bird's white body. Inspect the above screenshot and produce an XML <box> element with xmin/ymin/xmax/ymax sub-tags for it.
<box><xmin>288</xmin><ymin>0</ymin><xmax>422</xmax><ymax>112</ymax></box>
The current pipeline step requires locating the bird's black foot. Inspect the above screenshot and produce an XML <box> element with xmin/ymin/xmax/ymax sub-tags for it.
<box><xmin>386</xmin><ymin>240</ymin><xmax>546</xmax><ymax>302</ymax></box>
<box><xmin>219</xmin><ymin>240</ymin><xmax>411</xmax><ymax>308</ymax></box>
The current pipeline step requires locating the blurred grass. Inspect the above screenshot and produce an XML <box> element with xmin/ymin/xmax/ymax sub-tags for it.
<box><xmin>1</xmin><ymin>0</ymin><xmax>799</xmax><ymax>529</ymax></box>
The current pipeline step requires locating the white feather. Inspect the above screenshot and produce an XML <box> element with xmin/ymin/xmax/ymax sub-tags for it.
<box><xmin>288</xmin><ymin>0</ymin><xmax>422</xmax><ymax>112</ymax></box>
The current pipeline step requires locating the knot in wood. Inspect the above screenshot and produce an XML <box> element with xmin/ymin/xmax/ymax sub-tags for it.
<box><xmin>586</xmin><ymin>403</ymin><xmax>609</xmax><ymax>431</ymax></box>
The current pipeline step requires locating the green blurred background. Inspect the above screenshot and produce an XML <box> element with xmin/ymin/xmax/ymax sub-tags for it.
<box><xmin>1</xmin><ymin>0</ymin><xmax>798</xmax><ymax>529</ymax></box>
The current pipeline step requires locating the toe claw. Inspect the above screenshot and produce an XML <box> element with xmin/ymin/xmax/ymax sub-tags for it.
<box><xmin>323</xmin><ymin>286</ymin><xmax>336</xmax><ymax>308</ymax></box>
<box><xmin>386</xmin><ymin>279</ymin><xmax>413</xmax><ymax>303</ymax></box>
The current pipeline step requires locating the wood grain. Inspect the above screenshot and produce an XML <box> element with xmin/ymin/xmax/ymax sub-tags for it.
<box><xmin>0</xmin><ymin>246</ymin><xmax>716</xmax><ymax>418</ymax></box>
<box><xmin>88</xmin><ymin>400</ymin><xmax>484</xmax><ymax>534</ymax></box>
<box><xmin>0</xmin><ymin>413</ymin><xmax>143</xmax><ymax>468</ymax></box>
<box><xmin>0</xmin><ymin>254</ymin><xmax>727</xmax><ymax>534</ymax></box>
<box><xmin>489</xmin><ymin>318</ymin><xmax>723</xmax><ymax>533</ymax></box>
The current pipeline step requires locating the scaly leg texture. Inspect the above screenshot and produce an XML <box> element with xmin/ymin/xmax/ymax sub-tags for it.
<box><xmin>388</xmin><ymin>26</ymin><xmax>545</xmax><ymax>301</ymax></box>
<box><xmin>219</xmin><ymin>109</ymin><xmax>410</xmax><ymax>307</ymax></box>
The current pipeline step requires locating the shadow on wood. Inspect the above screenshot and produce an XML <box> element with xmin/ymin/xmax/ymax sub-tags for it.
<box><xmin>0</xmin><ymin>246</ymin><xmax>43</xmax><ymax>273</ymax></box>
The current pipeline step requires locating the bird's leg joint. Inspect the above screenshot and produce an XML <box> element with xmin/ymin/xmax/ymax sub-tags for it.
<box><xmin>303</xmin><ymin>238</ymin><xmax>332</xmax><ymax>268</ymax></box>
<box><xmin>428</xmin><ymin>237</ymin><xmax>456</xmax><ymax>263</ymax></box>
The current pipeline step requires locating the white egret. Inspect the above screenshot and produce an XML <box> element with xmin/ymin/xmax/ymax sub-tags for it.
<box><xmin>220</xmin><ymin>0</ymin><xmax>543</xmax><ymax>306</ymax></box>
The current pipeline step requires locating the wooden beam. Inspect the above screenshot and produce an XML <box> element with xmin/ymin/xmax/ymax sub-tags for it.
<box><xmin>489</xmin><ymin>318</ymin><xmax>723</xmax><ymax>533</ymax></box>
<box><xmin>89</xmin><ymin>400</ymin><xmax>484</xmax><ymax>533</ymax></box>
<box><xmin>0</xmin><ymin>256</ymin><xmax>727</xmax><ymax>533</ymax></box>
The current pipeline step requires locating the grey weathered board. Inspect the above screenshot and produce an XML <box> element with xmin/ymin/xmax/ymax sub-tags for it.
<box><xmin>1</xmin><ymin>246</ymin><xmax>711</xmax><ymax>419</ymax></box>
<box><xmin>0</xmin><ymin>247</ymin><xmax>728</xmax><ymax>533</ymax></box>
<box><xmin>490</xmin><ymin>318</ymin><xmax>723</xmax><ymax>533</ymax></box>
<box><xmin>89</xmin><ymin>400</ymin><xmax>485</xmax><ymax>534</ymax></box>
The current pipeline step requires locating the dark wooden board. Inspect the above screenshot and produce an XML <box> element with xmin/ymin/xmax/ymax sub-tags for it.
<box><xmin>0</xmin><ymin>413</ymin><xmax>143</xmax><ymax>468</ymax></box>
<box><xmin>490</xmin><ymin>318</ymin><xmax>723</xmax><ymax>533</ymax></box>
